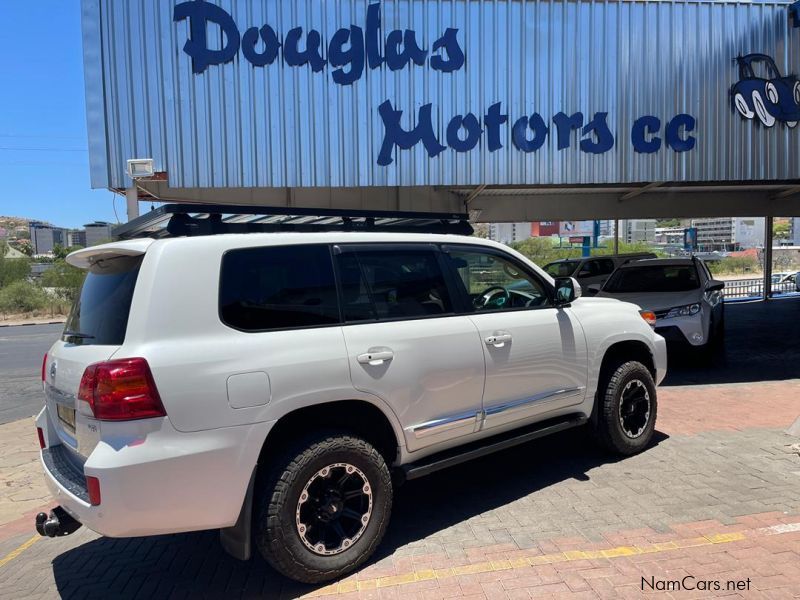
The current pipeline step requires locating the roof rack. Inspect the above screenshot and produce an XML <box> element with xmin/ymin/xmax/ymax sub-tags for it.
<box><xmin>113</xmin><ymin>203</ymin><xmax>473</xmax><ymax>240</ymax></box>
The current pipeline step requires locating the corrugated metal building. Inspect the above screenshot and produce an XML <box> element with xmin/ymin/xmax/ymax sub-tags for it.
<box><xmin>81</xmin><ymin>0</ymin><xmax>800</xmax><ymax>220</ymax></box>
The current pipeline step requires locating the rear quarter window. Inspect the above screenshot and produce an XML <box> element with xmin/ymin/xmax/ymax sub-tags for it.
<box><xmin>63</xmin><ymin>255</ymin><xmax>142</xmax><ymax>345</ymax></box>
<box><xmin>219</xmin><ymin>245</ymin><xmax>340</xmax><ymax>332</ymax></box>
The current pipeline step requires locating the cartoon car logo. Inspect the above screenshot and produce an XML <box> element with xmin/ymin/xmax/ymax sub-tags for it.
<box><xmin>731</xmin><ymin>54</ymin><xmax>800</xmax><ymax>128</ymax></box>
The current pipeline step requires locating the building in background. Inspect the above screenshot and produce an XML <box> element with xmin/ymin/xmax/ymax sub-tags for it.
<box><xmin>29</xmin><ymin>221</ymin><xmax>67</xmax><ymax>255</ymax></box>
<box><xmin>68</xmin><ymin>229</ymin><xmax>87</xmax><ymax>248</ymax></box>
<box><xmin>84</xmin><ymin>221</ymin><xmax>114</xmax><ymax>247</ymax></box>
<box><xmin>654</xmin><ymin>227</ymin><xmax>685</xmax><ymax>246</ymax></box>
<box><xmin>793</xmin><ymin>218</ymin><xmax>800</xmax><ymax>246</ymax></box>
<box><xmin>619</xmin><ymin>219</ymin><xmax>656</xmax><ymax>244</ymax></box>
<box><xmin>488</xmin><ymin>222</ymin><xmax>532</xmax><ymax>245</ymax></box>
<box><xmin>691</xmin><ymin>217</ymin><xmax>764</xmax><ymax>251</ymax></box>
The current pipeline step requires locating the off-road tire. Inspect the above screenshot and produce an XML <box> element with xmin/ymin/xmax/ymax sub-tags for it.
<box><xmin>594</xmin><ymin>361</ymin><xmax>657</xmax><ymax>455</ymax></box>
<box><xmin>254</xmin><ymin>431</ymin><xmax>392</xmax><ymax>583</ymax></box>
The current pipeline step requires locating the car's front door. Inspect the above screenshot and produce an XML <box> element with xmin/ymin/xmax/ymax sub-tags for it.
<box><xmin>442</xmin><ymin>245</ymin><xmax>589</xmax><ymax>433</ymax></box>
<box><xmin>335</xmin><ymin>244</ymin><xmax>486</xmax><ymax>454</ymax></box>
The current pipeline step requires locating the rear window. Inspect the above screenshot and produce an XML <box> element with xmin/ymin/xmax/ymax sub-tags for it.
<box><xmin>63</xmin><ymin>255</ymin><xmax>142</xmax><ymax>345</ymax></box>
<box><xmin>220</xmin><ymin>245</ymin><xmax>340</xmax><ymax>331</ymax></box>
<box><xmin>603</xmin><ymin>265</ymin><xmax>700</xmax><ymax>293</ymax></box>
<box><xmin>544</xmin><ymin>260</ymin><xmax>580</xmax><ymax>278</ymax></box>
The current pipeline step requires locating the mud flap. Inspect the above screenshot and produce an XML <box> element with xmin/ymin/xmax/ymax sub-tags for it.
<box><xmin>220</xmin><ymin>469</ymin><xmax>255</xmax><ymax>561</ymax></box>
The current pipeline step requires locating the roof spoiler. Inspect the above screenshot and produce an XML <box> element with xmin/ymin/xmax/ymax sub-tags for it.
<box><xmin>66</xmin><ymin>239</ymin><xmax>155</xmax><ymax>269</ymax></box>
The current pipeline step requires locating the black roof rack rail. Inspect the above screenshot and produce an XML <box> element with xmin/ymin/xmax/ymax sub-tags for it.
<box><xmin>112</xmin><ymin>203</ymin><xmax>473</xmax><ymax>240</ymax></box>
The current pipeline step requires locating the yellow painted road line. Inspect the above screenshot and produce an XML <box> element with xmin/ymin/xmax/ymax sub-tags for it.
<box><xmin>0</xmin><ymin>535</ymin><xmax>40</xmax><ymax>569</ymax></box>
<box><xmin>305</xmin><ymin>525</ymin><xmax>795</xmax><ymax>597</ymax></box>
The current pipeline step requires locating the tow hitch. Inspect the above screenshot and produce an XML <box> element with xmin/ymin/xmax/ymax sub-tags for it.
<box><xmin>35</xmin><ymin>506</ymin><xmax>82</xmax><ymax>537</ymax></box>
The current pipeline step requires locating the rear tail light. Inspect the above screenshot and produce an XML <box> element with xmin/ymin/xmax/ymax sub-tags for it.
<box><xmin>37</xmin><ymin>427</ymin><xmax>46</xmax><ymax>449</ymax></box>
<box><xmin>78</xmin><ymin>358</ymin><xmax>166</xmax><ymax>421</ymax></box>
<box><xmin>640</xmin><ymin>310</ymin><xmax>657</xmax><ymax>327</ymax></box>
<box><xmin>86</xmin><ymin>476</ymin><xmax>101</xmax><ymax>506</ymax></box>
<box><xmin>41</xmin><ymin>353</ymin><xmax>48</xmax><ymax>382</ymax></box>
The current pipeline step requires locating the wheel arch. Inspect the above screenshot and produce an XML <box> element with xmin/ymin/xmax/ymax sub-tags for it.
<box><xmin>599</xmin><ymin>339</ymin><xmax>656</xmax><ymax>381</ymax></box>
<box><xmin>588</xmin><ymin>338</ymin><xmax>657</xmax><ymax>428</ymax></box>
<box><xmin>259</xmin><ymin>399</ymin><xmax>402</xmax><ymax>468</ymax></box>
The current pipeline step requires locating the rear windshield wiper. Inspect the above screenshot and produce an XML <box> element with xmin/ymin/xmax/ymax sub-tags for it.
<box><xmin>63</xmin><ymin>330</ymin><xmax>95</xmax><ymax>340</ymax></box>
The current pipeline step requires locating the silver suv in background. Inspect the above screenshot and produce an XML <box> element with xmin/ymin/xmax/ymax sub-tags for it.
<box><xmin>594</xmin><ymin>257</ymin><xmax>725</xmax><ymax>353</ymax></box>
<box><xmin>544</xmin><ymin>253</ymin><xmax>657</xmax><ymax>292</ymax></box>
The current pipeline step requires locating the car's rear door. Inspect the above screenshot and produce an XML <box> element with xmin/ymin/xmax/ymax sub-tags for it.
<box><xmin>335</xmin><ymin>243</ymin><xmax>485</xmax><ymax>454</ymax></box>
<box><xmin>441</xmin><ymin>245</ymin><xmax>589</xmax><ymax>433</ymax></box>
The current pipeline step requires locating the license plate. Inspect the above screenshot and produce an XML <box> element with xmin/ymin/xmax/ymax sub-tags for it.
<box><xmin>57</xmin><ymin>404</ymin><xmax>76</xmax><ymax>432</ymax></box>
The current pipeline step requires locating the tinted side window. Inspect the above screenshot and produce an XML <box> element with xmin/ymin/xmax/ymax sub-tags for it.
<box><xmin>577</xmin><ymin>261</ymin><xmax>599</xmax><ymax>278</ymax></box>
<box><xmin>337</xmin><ymin>248</ymin><xmax>452</xmax><ymax>321</ymax></box>
<box><xmin>220</xmin><ymin>245</ymin><xmax>339</xmax><ymax>331</ymax></box>
<box><xmin>597</xmin><ymin>259</ymin><xmax>616</xmax><ymax>276</ymax></box>
<box><xmin>445</xmin><ymin>248</ymin><xmax>551</xmax><ymax>312</ymax></box>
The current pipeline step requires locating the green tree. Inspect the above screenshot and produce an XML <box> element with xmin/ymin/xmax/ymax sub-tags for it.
<box><xmin>707</xmin><ymin>255</ymin><xmax>758</xmax><ymax>275</ymax></box>
<box><xmin>52</xmin><ymin>245</ymin><xmax>83</xmax><ymax>260</ymax></box>
<box><xmin>774</xmin><ymin>221</ymin><xmax>790</xmax><ymax>240</ymax></box>
<box><xmin>510</xmin><ymin>237</ymin><xmax>582</xmax><ymax>266</ymax></box>
<box><xmin>41</xmin><ymin>260</ymin><xmax>85</xmax><ymax>302</ymax></box>
<box><xmin>592</xmin><ymin>241</ymin><xmax>663</xmax><ymax>257</ymax></box>
<box><xmin>471</xmin><ymin>223</ymin><xmax>489</xmax><ymax>239</ymax></box>
<box><xmin>0</xmin><ymin>245</ymin><xmax>31</xmax><ymax>287</ymax></box>
<box><xmin>0</xmin><ymin>280</ymin><xmax>47</xmax><ymax>313</ymax></box>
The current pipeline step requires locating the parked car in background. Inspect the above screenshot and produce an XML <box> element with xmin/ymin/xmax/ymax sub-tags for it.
<box><xmin>35</xmin><ymin>227</ymin><xmax>666</xmax><ymax>584</ymax></box>
<box><xmin>544</xmin><ymin>253</ymin><xmax>657</xmax><ymax>292</ymax></box>
<box><xmin>593</xmin><ymin>257</ymin><xmax>725</xmax><ymax>354</ymax></box>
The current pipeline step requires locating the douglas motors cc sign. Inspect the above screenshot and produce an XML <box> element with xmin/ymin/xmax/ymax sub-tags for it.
<box><xmin>174</xmin><ymin>0</ymin><xmax>698</xmax><ymax>166</ymax></box>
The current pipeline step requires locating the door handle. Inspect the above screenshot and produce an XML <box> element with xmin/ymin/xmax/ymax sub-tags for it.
<box><xmin>357</xmin><ymin>350</ymin><xmax>394</xmax><ymax>365</ymax></box>
<box><xmin>485</xmin><ymin>333</ymin><xmax>512</xmax><ymax>346</ymax></box>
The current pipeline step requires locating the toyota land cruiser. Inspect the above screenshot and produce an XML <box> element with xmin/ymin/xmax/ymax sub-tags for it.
<box><xmin>35</xmin><ymin>207</ymin><xmax>666</xmax><ymax>583</ymax></box>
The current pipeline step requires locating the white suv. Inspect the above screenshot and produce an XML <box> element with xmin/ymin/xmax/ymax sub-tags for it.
<box><xmin>594</xmin><ymin>257</ymin><xmax>725</xmax><ymax>352</ymax></box>
<box><xmin>35</xmin><ymin>229</ymin><xmax>666</xmax><ymax>583</ymax></box>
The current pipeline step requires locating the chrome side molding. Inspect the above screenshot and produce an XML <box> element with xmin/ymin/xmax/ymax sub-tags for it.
<box><xmin>408</xmin><ymin>411</ymin><xmax>478</xmax><ymax>439</ymax></box>
<box><xmin>484</xmin><ymin>387</ymin><xmax>584</xmax><ymax>417</ymax></box>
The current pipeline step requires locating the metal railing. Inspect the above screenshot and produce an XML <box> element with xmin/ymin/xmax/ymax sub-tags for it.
<box><xmin>722</xmin><ymin>278</ymin><xmax>799</xmax><ymax>300</ymax></box>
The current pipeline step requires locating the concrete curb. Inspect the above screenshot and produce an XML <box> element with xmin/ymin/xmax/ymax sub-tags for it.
<box><xmin>0</xmin><ymin>320</ymin><xmax>65</xmax><ymax>328</ymax></box>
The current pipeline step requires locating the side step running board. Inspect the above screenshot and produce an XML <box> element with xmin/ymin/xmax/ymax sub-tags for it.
<box><xmin>400</xmin><ymin>414</ymin><xmax>588</xmax><ymax>481</ymax></box>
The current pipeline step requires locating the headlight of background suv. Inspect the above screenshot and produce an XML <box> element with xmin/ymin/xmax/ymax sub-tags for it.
<box><xmin>663</xmin><ymin>303</ymin><xmax>701</xmax><ymax>319</ymax></box>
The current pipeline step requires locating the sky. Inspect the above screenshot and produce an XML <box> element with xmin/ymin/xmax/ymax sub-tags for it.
<box><xmin>0</xmin><ymin>1</ymin><xmax>118</xmax><ymax>228</ymax></box>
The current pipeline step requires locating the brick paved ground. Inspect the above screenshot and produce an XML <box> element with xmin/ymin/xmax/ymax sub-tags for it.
<box><xmin>1</xmin><ymin>380</ymin><xmax>799</xmax><ymax>599</ymax></box>
<box><xmin>0</xmin><ymin>418</ymin><xmax>51</xmax><ymax>527</ymax></box>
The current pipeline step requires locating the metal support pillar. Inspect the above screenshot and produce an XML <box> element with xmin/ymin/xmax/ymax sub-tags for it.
<box><xmin>613</xmin><ymin>219</ymin><xmax>620</xmax><ymax>254</ymax></box>
<box><xmin>126</xmin><ymin>186</ymin><xmax>140</xmax><ymax>221</ymax></box>
<box><xmin>763</xmin><ymin>216</ymin><xmax>773</xmax><ymax>301</ymax></box>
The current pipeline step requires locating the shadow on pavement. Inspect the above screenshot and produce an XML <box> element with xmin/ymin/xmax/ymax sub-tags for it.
<box><xmin>51</xmin><ymin>429</ymin><xmax>668</xmax><ymax>599</ymax></box>
<box><xmin>662</xmin><ymin>297</ymin><xmax>800</xmax><ymax>386</ymax></box>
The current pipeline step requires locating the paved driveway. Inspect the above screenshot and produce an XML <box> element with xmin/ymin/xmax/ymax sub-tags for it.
<box><xmin>0</xmin><ymin>324</ymin><xmax>62</xmax><ymax>425</ymax></box>
<box><xmin>0</xmin><ymin>380</ymin><xmax>798</xmax><ymax>599</ymax></box>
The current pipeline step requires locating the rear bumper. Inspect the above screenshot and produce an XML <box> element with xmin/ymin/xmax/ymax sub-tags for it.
<box><xmin>36</xmin><ymin>407</ymin><xmax>275</xmax><ymax>538</ymax></box>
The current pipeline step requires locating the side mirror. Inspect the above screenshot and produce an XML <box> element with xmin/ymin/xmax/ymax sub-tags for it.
<box><xmin>706</xmin><ymin>280</ymin><xmax>724</xmax><ymax>292</ymax></box>
<box><xmin>555</xmin><ymin>277</ymin><xmax>582</xmax><ymax>305</ymax></box>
